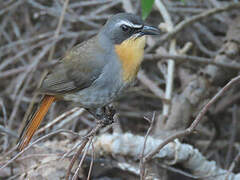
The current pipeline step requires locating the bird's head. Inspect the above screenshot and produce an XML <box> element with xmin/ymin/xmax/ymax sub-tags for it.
<box><xmin>100</xmin><ymin>13</ymin><xmax>161</xmax><ymax>82</ymax></box>
<box><xmin>102</xmin><ymin>13</ymin><xmax>161</xmax><ymax>45</ymax></box>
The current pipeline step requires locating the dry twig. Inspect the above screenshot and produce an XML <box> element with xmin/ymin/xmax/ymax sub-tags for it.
<box><xmin>144</xmin><ymin>75</ymin><xmax>240</xmax><ymax>162</ymax></box>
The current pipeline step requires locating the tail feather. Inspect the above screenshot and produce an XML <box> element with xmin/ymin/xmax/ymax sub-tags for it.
<box><xmin>17</xmin><ymin>95</ymin><xmax>56</xmax><ymax>151</ymax></box>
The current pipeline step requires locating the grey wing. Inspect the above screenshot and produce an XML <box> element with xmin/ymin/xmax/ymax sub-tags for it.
<box><xmin>39</xmin><ymin>37</ymin><xmax>106</xmax><ymax>94</ymax></box>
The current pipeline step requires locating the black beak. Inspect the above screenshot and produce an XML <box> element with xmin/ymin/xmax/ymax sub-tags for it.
<box><xmin>141</xmin><ymin>25</ymin><xmax>161</xmax><ymax>35</ymax></box>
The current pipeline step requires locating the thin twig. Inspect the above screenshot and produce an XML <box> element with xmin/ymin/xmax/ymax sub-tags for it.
<box><xmin>192</xmin><ymin>30</ymin><xmax>217</xmax><ymax>57</ymax></box>
<box><xmin>137</xmin><ymin>71</ymin><xmax>165</xmax><ymax>99</ymax></box>
<box><xmin>87</xmin><ymin>142</ymin><xmax>95</xmax><ymax>180</ymax></box>
<box><xmin>144</xmin><ymin>54</ymin><xmax>240</xmax><ymax>70</ymax></box>
<box><xmin>225</xmin><ymin>105</ymin><xmax>237</xmax><ymax>168</ymax></box>
<box><xmin>73</xmin><ymin>136</ymin><xmax>93</xmax><ymax>180</ymax></box>
<box><xmin>225</xmin><ymin>151</ymin><xmax>240</xmax><ymax>180</ymax></box>
<box><xmin>65</xmin><ymin>123</ymin><xmax>104</xmax><ymax>180</ymax></box>
<box><xmin>0</xmin><ymin>125</ymin><xmax>17</xmax><ymax>138</ymax></box>
<box><xmin>0</xmin><ymin>129</ymin><xmax>78</xmax><ymax>170</ymax></box>
<box><xmin>0</xmin><ymin>60</ymin><xmax>57</xmax><ymax>79</ymax></box>
<box><xmin>48</xmin><ymin>0</ymin><xmax>70</xmax><ymax>61</ymax></box>
<box><xmin>0</xmin><ymin>0</ymin><xmax>24</xmax><ymax>16</ymax></box>
<box><xmin>140</xmin><ymin>112</ymin><xmax>156</xmax><ymax>180</ymax></box>
<box><xmin>155</xmin><ymin>0</ymin><xmax>176</xmax><ymax>117</ymax></box>
<box><xmin>147</xmin><ymin>2</ymin><xmax>240</xmax><ymax>52</ymax></box>
<box><xmin>69</xmin><ymin>0</ymin><xmax>113</xmax><ymax>8</ymax></box>
<box><xmin>36</xmin><ymin>108</ymin><xmax>85</xmax><ymax>135</ymax></box>
<box><xmin>65</xmin><ymin>138</ymin><xmax>89</xmax><ymax>180</ymax></box>
<box><xmin>144</xmin><ymin>75</ymin><xmax>240</xmax><ymax>162</ymax></box>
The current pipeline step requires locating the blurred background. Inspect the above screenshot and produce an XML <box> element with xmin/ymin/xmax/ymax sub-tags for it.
<box><xmin>0</xmin><ymin>0</ymin><xmax>240</xmax><ymax>179</ymax></box>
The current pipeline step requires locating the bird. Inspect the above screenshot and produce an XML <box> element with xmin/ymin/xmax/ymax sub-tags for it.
<box><xmin>17</xmin><ymin>13</ymin><xmax>161</xmax><ymax>151</ymax></box>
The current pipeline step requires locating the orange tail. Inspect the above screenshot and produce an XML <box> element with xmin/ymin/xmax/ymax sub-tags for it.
<box><xmin>17</xmin><ymin>95</ymin><xmax>56</xmax><ymax>151</ymax></box>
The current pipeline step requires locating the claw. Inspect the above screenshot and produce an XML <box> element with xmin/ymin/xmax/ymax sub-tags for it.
<box><xmin>88</xmin><ymin>106</ymin><xmax>116</xmax><ymax>127</ymax></box>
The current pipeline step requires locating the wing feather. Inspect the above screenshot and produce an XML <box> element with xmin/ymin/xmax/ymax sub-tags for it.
<box><xmin>39</xmin><ymin>36</ymin><xmax>106</xmax><ymax>94</ymax></box>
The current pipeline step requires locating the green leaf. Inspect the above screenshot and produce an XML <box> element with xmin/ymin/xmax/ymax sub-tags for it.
<box><xmin>141</xmin><ymin>0</ymin><xmax>155</xmax><ymax>20</ymax></box>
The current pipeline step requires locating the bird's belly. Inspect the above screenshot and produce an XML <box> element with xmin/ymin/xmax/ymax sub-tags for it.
<box><xmin>62</xmin><ymin>83</ymin><xmax>125</xmax><ymax>108</ymax></box>
<box><xmin>62</xmin><ymin>53</ymin><xmax>133</xmax><ymax>108</ymax></box>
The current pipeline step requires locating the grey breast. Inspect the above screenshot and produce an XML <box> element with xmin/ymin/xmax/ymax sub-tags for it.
<box><xmin>63</xmin><ymin>34</ymin><xmax>124</xmax><ymax>108</ymax></box>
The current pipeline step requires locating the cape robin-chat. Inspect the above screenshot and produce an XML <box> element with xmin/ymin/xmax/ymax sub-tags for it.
<box><xmin>17</xmin><ymin>13</ymin><xmax>161</xmax><ymax>151</ymax></box>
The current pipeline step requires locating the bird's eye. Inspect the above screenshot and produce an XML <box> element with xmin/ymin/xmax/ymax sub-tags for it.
<box><xmin>121</xmin><ymin>24</ymin><xmax>130</xmax><ymax>32</ymax></box>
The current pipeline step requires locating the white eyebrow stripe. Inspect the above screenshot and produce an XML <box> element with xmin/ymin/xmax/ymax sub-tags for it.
<box><xmin>116</xmin><ymin>20</ymin><xmax>143</xmax><ymax>28</ymax></box>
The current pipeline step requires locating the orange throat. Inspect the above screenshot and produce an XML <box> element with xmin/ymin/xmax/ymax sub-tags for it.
<box><xmin>115</xmin><ymin>36</ymin><xmax>146</xmax><ymax>82</ymax></box>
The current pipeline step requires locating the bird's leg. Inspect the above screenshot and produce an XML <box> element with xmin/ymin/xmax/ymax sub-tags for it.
<box><xmin>87</xmin><ymin>108</ymin><xmax>104</xmax><ymax>120</ymax></box>
<box><xmin>87</xmin><ymin>106</ymin><xmax>116</xmax><ymax>127</ymax></box>
<box><xmin>104</xmin><ymin>105</ymin><xmax>116</xmax><ymax>124</ymax></box>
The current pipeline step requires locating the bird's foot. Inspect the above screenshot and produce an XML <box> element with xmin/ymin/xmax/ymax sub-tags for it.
<box><xmin>96</xmin><ymin>106</ymin><xmax>116</xmax><ymax>127</ymax></box>
<box><xmin>87</xmin><ymin>106</ymin><xmax>116</xmax><ymax>127</ymax></box>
